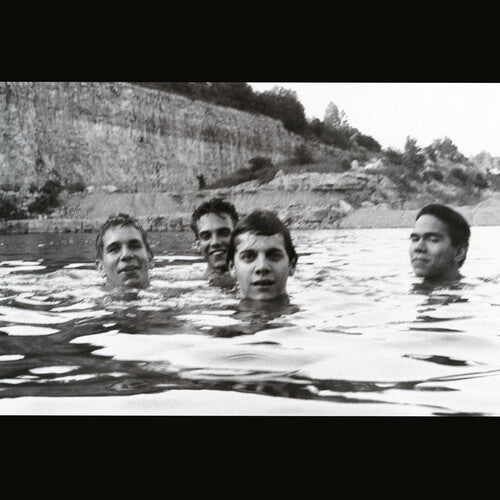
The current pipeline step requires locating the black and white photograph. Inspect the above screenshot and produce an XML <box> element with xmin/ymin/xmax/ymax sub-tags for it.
<box><xmin>1</xmin><ymin>81</ymin><xmax>499</xmax><ymax>416</ymax></box>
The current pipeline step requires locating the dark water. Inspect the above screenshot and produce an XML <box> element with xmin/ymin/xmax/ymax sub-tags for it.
<box><xmin>1</xmin><ymin>228</ymin><xmax>500</xmax><ymax>415</ymax></box>
<box><xmin>0</xmin><ymin>232</ymin><xmax>198</xmax><ymax>268</ymax></box>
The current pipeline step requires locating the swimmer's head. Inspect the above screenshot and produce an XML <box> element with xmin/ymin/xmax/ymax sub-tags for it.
<box><xmin>191</xmin><ymin>197</ymin><xmax>239</xmax><ymax>273</ymax></box>
<box><xmin>227</xmin><ymin>210</ymin><xmax>297</xmax><ymax>301</ymax></box>
<box><xmin>95</xmin><ymin>213</ymin><xmax>153</xmax><ymax>290</ymax></box>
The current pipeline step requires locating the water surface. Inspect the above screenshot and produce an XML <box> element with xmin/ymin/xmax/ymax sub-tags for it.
<box><xmin>1</xmin><ymin>227</ymin><xmax>499</xmax><ymax>415</ymax></box>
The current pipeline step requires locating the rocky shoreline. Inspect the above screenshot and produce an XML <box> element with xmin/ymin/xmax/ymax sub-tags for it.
<box><xmin>3</xmin><ymin>194</ymin><xmax>500</xmax><ymax>234</ymax></box>
<box><xmin>3</xmin><ymin>171</ymin><xmax>500</xmax><ymax>234</ymax></box>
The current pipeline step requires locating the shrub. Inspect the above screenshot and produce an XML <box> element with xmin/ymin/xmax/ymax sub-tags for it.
<box><xmin>402</xmin><ymin>137</ymin><xmax>426</xmax><ymax>170</ymax></box>
<box><xmin>207</xmin><ymin>167</ymin><xmax>256</xmax><ymax>189</ymax></box>
<box><xmin>248</xmin><ymin>156</ymin><xmax>274</xmax><ymax>172</ymax></box>
<box><xmin>0</xmin><ymin>193</ymin><xmax>26</xmax><ymax>219</ymax></box>
<box><xmin>40</xmin><ymin>179</ymin><xmax>63</xmax><ymax>195</ymax></box>
<box><xmin>0</xmin><ymin>182</ymin><xmax>21</xmax><ymax>192</ymax></box>
<box><xmin>28</xmin><ymin>179</ymin><xmax>63</xmax><ymax>214</ymax></box>
<box><xmin>385</xmin><ymin>148</ymin><xmax>404</xmax><ymax>165</ymax></box>
<box><xmin>28</xmin><ymin>192</ymin><xmax>60</xmax><ymax>214</ymax></box>
<box><xmin>200</xmin><ymin>125</ymin><xmax>219</xmax><ymax>141</ymax></box>
<box><xmin>65</xmin><ymin>180</ymin><xmax>86</xmax><ymax>193</ymax></box>
<box><xmin>450</xmin><ymin>167</ymin><xmax>469</xmax><ymax>185</ymax></box>
<box><xmin>292</xmin><ymin>144</ymin><xmax>314</xmax><ymax>165</ymax></box>
<box><xmin>423</xmin><ymin>169</ymin><xmax>444</xmax><ymax>182</ymax></box>
<box><xmin>321</xmin><ymin>127</ymin><xmax>352</xmax><ymax>150</ymax></box>
<box><xmin>427</xmin><ymin>137</ymin><xmax>467</xmax><ymax>163</ymax></box>
<box><xmin>474</xmin><ymin>172</ymin><xmax>489</xmax><ymax>189</ymax></box>
<box><xmin>340</xmin><ymin>158</ymin><xmax>352</xmax><ymax>172</ymax></box>
<box><xmin>487</xmin><ymin>173</ymin><xmax>500</xmax><ymax>190</ymax></box>
<box><xmin>356</xmin><ymin>133</ymin><xmax>382</xmax><ymax>152</ymax></box>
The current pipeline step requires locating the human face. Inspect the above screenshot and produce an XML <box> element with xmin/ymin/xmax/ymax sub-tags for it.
<box><xmin>409</xmin><ymin>214</ymin><xmax>465</xmax><ymax>282</ymax></box>
<box><xmin>229</xmin><ymin>232</ymin><xmax>295</xmax><ymax>301</ymax></box>
<box><xmin>196</xmin><ymin>212</ymin><xmax>235</xmax><ymax>272</ymax></box>
<box><xmin>96</xmin><ymin>225</ymin><xmax>152</xmax><ymax>290</ymax></box>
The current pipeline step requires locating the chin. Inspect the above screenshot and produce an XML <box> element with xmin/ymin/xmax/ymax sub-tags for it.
<box><xmin>248</xmin><ymin>292</ymin><xmax>280</xmax><ymax>301</ymax></box>
<box><xmin>210</xmin><ymin>263</ymin><xmax>228</xmax><ymax>272</ymax></box>
<box><xmin>123</xmin><ymin>280</ymin><xmax>148</xmax><ymax>289</ymax></box>
<box><xmin>412</xmin><ymin>267</ymin><xmax>428</xmax><ymax>278</ymax></box>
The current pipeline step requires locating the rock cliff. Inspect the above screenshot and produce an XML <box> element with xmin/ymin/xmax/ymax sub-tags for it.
<box><xmin>0</xmin><ymin>82</ymin><xmax>325</xmax><ymax>191</ymax></box>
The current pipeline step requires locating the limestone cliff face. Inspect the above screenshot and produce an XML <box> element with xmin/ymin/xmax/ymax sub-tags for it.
<box><xmin>0</xmin><ymin>82</ymin><xmax>315</xmax><ymax>191</ymax></box>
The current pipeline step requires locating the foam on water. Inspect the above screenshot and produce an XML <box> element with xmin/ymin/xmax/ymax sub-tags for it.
<box><xmin>0</xmin><ymin>325</ymin><xmax>60</xmax><ymax>336</ymax></box>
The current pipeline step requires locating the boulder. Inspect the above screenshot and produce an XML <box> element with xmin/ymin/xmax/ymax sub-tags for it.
<box><xmin>313</xmin><ymin>172</ymin><xmax>372</xmax><ymax>191</ymax></box>
<box><xmin>363</xmin><ymin>159</ymin><xmax>384</xmax><ymax>171</ymax></box>
<box><xmin>338</xmin><ymin>199</ymin><xmax>353</xmax><ymax>214</ymax></box>
<box><xmin>304</xmin><ymin>206</ymin><xmax>331</xmax><ymax>222</ymax></box>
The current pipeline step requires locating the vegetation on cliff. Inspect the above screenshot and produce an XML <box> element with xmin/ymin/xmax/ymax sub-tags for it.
<box><xmin>134</xmin><ymin>82</ymin><xmax>382</xmax><ymax>153</ymax></box>
<box><xmin>0</xmin><ymin>178</ymin><xmax>85</xmax><ymax>220</ymax></box>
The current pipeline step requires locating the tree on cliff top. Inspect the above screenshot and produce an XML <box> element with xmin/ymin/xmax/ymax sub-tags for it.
<box><xmin>252</xmin><ymin>86</ymin><xmax>307</xmax><ymax>135</ymax></box>
<box><xmin>135</xmin><ymin>82</ymin><xmax>307</xmax><ymax>135</ymax></box>
<box><xmin>403</xmin><ymin>136</ymin><xmax>426</xmax><ymax>170</ymax></box>
<box><xmin>324</xmin><ymin>102</ymin><xmax>349</xmax><ymax>131</ymax></box>
<box><xmin>425</xmin><ymin>137</ymin><xmax>467</xmax><ymax>163</ymax></box>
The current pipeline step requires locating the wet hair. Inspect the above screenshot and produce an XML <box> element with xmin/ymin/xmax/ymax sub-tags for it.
<box><xmin>226</xmin><ymin>210</ymin><xmax>298</xmax><ymax>267</ymax></box>
<box><xmin>190</xmin><ymin>197</ymin><xmax>239</xmax><ymax>238</ymax></box>
<box><xmin>96</xmin><ymin>213</ymin><xmax>153</xmax><ymax>260</ymax></box>
<box><xmin>416</xmin><ymin>204</ymin><xmax>470</xmax><ymax>267</ymax></box>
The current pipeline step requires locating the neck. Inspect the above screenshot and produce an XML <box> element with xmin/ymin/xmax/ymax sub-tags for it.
<box><xmin>240</xmin><ymin>294</ymin><xmax>290</xmax><ymax>308</ymax></box>
<box><xmin>423</xmin><ymin>268</ymin><xmax>462</xmax><ymax>285</ymax></box>
<box><xmin>206</xmin><ymin>266</ymin><xmax>228</xmax><ymax>276</ymax></box>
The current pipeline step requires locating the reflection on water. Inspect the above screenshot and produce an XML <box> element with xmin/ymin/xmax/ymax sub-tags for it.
<box><xmin>1</xmin><ymin>227</ymin><xmax>500</xmax><ymax>415</ymax></box>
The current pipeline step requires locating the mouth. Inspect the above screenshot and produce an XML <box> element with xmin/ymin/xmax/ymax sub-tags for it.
<box><xmin>209</xmin><ymin>249</ymin><xmax>227</xmax><ymax>258</ymax></box>
<box><xmin>252</xmin><ymin>280</ymin><xmax>275</xmax><ymax>287</ymax></box>
<box><xmin>412</xmin><ymin>258</ymin><xmax>429</xmax><ymax>264</ymax></box>
<box><xmin>119</xmin><ymin>266</ymin><xmax>140</xmax><ymax>273</ymax></box>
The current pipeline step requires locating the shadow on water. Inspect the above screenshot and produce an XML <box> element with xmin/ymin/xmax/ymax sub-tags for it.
<box><xmin>210</xmin><ymin>296</ymin><xmax>300</xmax><ymax>338</ymax></box>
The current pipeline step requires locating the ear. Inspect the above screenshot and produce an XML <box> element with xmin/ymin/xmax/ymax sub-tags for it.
<box><xmin>95</xmin><ymin>259</ymin><xmax>105</xmax><ymax>277</ymax></box>
<box><xmin>228</xmin><ymin>260</ymin><xmax>236</xmax><ymax>278</ymax></box>
<box><xmin>454</xmin><ymin>244</ymin><xmax>467</xmax><ymax>266</ymax></box>
<box><xmin>195</xmin><ymin>239</ymin><xmax>201</xmax><ymax>254</ymax></box>
<box><xmin>288</xmin><ymin>262</ymin><xmax>296</xmax><ymax>277</ymax></box>
<box><xmin>148</xmin><ymin>252</ymin><xmax>154</xmax><ymax>269</ymax></box>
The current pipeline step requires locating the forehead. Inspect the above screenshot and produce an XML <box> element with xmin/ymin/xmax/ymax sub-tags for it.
<box><xmin>197</xmin><ymin>212</ymin><xmax>234</xmax><ymax>232</ymax></box>
<box><xmin>235</xmin><ymin>232</ymin><xmax>287</xmax><ymax>252</ymax></box>
<box><xmin>413</xmin><ymin>214</ymin><xmax>450</xmax><ymax>236</ymax></box>
<box><xmin>102</xmin><ymin>225</ymin><xmax>145</xmax><ymax>246</ymax></box>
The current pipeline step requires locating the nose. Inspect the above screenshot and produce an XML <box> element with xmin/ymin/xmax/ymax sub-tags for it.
<box><xmin>255</xmin><ymin>254</ymin><xmax>271</xmax><ymax>274</ymax></box>
<box><xmin>119</xmin><ymin>245</ymin><xmax>134</xmax><ymax>260</ymax></box>
<box><xmin>210</xmin><ymin>233</ymin><xmax>223</xmax><ymax>247</ymax></box>
<box><xmin>413</xmin><ymin>237</ymin><xmax>426</xmax><ymax>253</ymax></box>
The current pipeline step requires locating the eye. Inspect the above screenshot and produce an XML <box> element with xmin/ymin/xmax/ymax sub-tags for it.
<box><xmin>106</xmin><ymin>245</ymin><xmax>120</xmax><ymax>253</ymax></box>
<box><xmin>239</xmin><ymin>252</ymin><xmax>255</xmax><ymax>262</ymax></box>
<box><xmin>199</xmin><ymin>232</ymin><xmax>211</xmax><ymax>241</ymax></box>
<box><xmin>428</xmin><ymin>236</ymin><xmax>440</xmax><ymax>243</ymax></box>
<box><xmin>268</xmin><ymin>251</ymin><xmax>284</xmax><ymax>261</ymax></box>
<box><xmin>218</xmin><ymin>229</ymin><xmax>231</xmax><ymax>237</ymax></box>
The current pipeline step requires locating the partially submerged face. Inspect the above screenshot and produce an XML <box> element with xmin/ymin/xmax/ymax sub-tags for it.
<box><xmin>409</xmin><ymin>214</ymin><xmax>466</xmax><ymax>282</ymax></box>
<box><xmin>195</xmin><ymin>212</ymin><xmax>235</xmax><ymax>272</ymax></box>
<box><xmin>229</xmin><ymin>231</ymin><xmax>295</xmax><ymax>301</ymax></box>
<box><xmin>96</xmin><ymin>225</ymin><xmax>153</xmax><ymax>290</ymax></box>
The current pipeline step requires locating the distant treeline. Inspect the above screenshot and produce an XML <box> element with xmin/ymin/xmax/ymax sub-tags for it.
<box><xmin>133</xmin><ymin>82</ymin><xmax>382</xmax><ymax>153</ymax></box>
